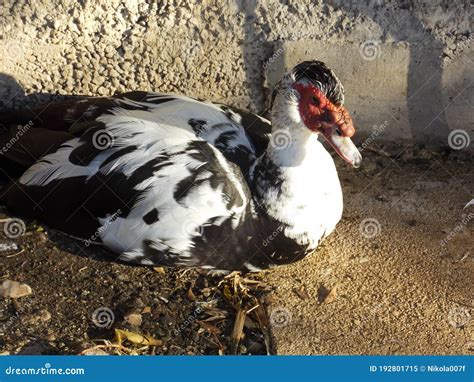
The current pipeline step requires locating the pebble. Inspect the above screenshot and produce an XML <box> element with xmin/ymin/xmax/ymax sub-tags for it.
<box><xmin>92</xmin><ymin>76</ymin><xmax>106</xmax><ymax>86</ymax></box>
<box><xmin>0</xmin><ymin>280</ymin><xmax>32</xmax><ymax>299</ymax></box>
<box><xmin>0</xmin><ymin>242</ymin><xmax>19</xmax><ymax>252</ymax></box>
<box><xmin>37</xmin><ymin>232</ymin><xmax>48</xmax><ymax>243</ymax></box>
<box><xmin>124</xmin><ymin>313</ymin><xmax>143</xmax><ymax>327</ymax></box>
<box><xmin>23</xmin><ymin>309</ymin><xmax>52</xmax><ymax>326</ymax></box>
<box><xmin>121</xmin><ymin>62</ymin><xmax>132</xmax><ymax>71</ymax></box>
<box><xmin>97</xmin><ymin>86</ymin><xmax>108</xmax><ymax>95</ymax></box>
<box><xmin>82</xmin><ymin>347</ymin><xmax>109</xmax><ymax>355</ymax></box>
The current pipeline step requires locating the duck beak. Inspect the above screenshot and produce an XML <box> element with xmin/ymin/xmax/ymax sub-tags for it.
<box><xmin>321</xmin><ymin>127</ymin><xmax>362</xmax><ymax>168</ymax></box>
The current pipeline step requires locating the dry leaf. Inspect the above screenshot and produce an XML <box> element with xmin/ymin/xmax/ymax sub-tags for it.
<box><xmin>230</xmin><ymin>308</ymin><xmax>246</xmax><ymax>354</ymax></box>
<box><xmin>293</xmin><ymin>287</ymin><xmax>309</xmax><ymax>300</ymax></box>
<box><xmin>324</xmin><ymin>285</ymin><xmax>338</xmax><ymax>304</ymax></box>
<box><xmin>153</xmin><ymin>267</ymin><xmax>166</xmax><ymax>274</ymax></box>
<box><xmin>141</xmin><ymin>306</ymin><xmax>151</xmax><ymax>314</ymax></box>
<box><xmin>114</xmin><ymin>329</ymin><xmax>162</xmax><ymax>346</ymax></box>
<box><xmin>223</xmin><ymin>285</ymin><xmax>233</xmax><ymax>301</ymax></box>
<box><xmin>197</xmin><ymin>320</ymin><xmax>221</xmax><ymax>335</ymax></box>
<box><xmin>187</xmin><ymin>288</ymin><xmax>196</xmax><ymax>301</ymax></box>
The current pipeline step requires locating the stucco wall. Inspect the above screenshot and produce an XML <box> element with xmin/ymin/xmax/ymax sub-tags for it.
<box><xmin>0</xmin><ymin>0</ymin><xmax>472</xmax><ymax>149</ymax></box>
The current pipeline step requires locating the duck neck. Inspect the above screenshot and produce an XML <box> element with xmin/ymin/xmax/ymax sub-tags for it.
<box><xmin>250</xmin><ymin>116</ymin><xmax>341</xmax><ymax>249</ymax></box>
<box><xmin>250</xmin><ymin>114</ymin><xmax>321</xmax><ymax>208</ymax></box>
<box><xmin>265</xmin><ymin>124</ymin><xmax>313</xmax><ymax>167</ymax></box>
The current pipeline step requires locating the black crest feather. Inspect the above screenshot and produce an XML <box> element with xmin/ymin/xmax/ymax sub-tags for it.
<box><xmin>292</xmin><ymin>60</ymin><xmax>345</xmax><ymax>106</ymax></box>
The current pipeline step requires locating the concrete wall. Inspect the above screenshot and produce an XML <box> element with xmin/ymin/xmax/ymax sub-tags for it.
<box><xmin>0</xmin><ymin>0</ymin><xmax>472</xmax><ymax>149</ymax></box>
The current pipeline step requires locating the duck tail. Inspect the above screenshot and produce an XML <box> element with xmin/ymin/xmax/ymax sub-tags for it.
<box><xmin>0</xmin><ymin>108</ymin><xmax>73</xmax><ymax>178</ymax></box>
<box><xmin>0</xmin><ymin>95</ymin><xmax>115</xmax><ymax>178</ymax></box>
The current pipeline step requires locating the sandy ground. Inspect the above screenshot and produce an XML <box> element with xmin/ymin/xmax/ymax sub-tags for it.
<box><xmin>0</xmin><ymin>145</ymin><xmax>472</xmax><ymax>355</ymax></box>
<box><xmin>267</xmin><ymin>145</ymin><xmax>473</xmax><ymax>354</ymax></box>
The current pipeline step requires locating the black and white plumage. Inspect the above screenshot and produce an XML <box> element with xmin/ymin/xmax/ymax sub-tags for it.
<box><xmin>0</xmin><ymin>61</ymin><xmax>362</xmax><ymax>272</ymax></box>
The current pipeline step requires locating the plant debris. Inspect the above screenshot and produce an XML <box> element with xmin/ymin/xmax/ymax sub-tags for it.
<box><xmin>293</xmin><ymin>286</ymin><xmax>309</xmax><ymax>300</ymax></box>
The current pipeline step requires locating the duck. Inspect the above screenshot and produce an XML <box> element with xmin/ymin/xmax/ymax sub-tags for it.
<box><xmin>0</xmin><ymin>60</ymin><xmax>361</xmax><ymax>273</ymax></box>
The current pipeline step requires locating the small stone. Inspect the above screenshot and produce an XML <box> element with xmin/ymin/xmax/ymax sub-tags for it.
<box><xmin>37</xmin><ymin>232</ymin><xmax>48</xmax><ymax>243</ymax></box>
<box><xmin>38</xmin><ymin>309</ymin><xmax>52</xmax><ymax>322</ymax></box>
<box><xmin>317</xmin><ymin>284</ymin><xmax>338</xmax><ymax>304</ymax></box>
<box><xmin>124</xmin><ymin>313</ymin><xmax>143</xmax><ymax>327</ymax></box>
<box><xmin>0</xmin><ymin>280</ymin><xmax>32</xmax><ymax>298</ymax></box>
<box><xmin>47</xmin><ymin>333</ymin><xmax>56</xmax><ymax>341</ymax></box>
<box><xmin>116</xmin><ymin>273</ymin><xmax>130</xmax><ymax>282</ymax></box>
<box><xmin>97</xmin><ymin>86</ymin><xmax>108</xmax><ymax>95</ymax></box>
<box><xmin>23</xmin><ymin>309</ymin><xmax>51</xmax><ymax>326</ymax></box>
<box><xmin>81</xmin><ymin>347</ymin><xmax>109</xmax><ymax>355</ymax></box>
<box><xmin>121</xmin><ymin>61</ymin><xmax>132</xmax><ymax>70</ymax></box>
<box><xmin>104</xmin><ymin>45</ymin><xmax>116</xmax><ymax>58</ymax></box>
<box><xmin>0</xmin><ymin>242</ymin><xmax>19</xmax><ymax>252</ymax></box>
<box><xmin>92</xmin><ymin>76</ymin><xmax>106</xmax><ymax>86</ymax></box>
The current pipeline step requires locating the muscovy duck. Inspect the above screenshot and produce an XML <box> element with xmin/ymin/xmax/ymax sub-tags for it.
<box><xmin>0</xmin><ymin>61</ymin><xmax>361</xmax><ymax>272</ymax></box>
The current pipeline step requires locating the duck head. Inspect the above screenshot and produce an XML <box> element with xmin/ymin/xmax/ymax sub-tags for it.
<box><xmin>271</xmin><ymin>60</ymin><xmax>362</xmax><ymax>168</ymax></box>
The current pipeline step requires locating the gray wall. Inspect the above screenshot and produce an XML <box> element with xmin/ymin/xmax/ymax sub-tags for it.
<box><xmin>0</xmin><ymin>0</ymin><xmax>472</xmax><ymax>149</ymax></box>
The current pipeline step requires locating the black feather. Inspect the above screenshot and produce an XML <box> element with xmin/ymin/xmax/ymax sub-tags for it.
<box><xmin>292</xmin><ymin>60</ymin><xmax>345</xmax><ymax>106</ymax></box>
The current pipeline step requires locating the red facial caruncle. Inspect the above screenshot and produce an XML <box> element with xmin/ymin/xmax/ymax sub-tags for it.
<box><xmin>293</xmin><ymin>82</ymin><xmax>361</xmax><ymax>168</ymax></box>
<box><xmin>293</xmin><ymin>83</ymin><xmax>355</xmax><ymax>137</ymax></box>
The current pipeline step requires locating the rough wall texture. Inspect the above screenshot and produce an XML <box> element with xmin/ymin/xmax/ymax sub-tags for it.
<box><xmin>0</xmin><ymin>0</ymin><xmax>472</xmax><ymax>148</ymax></box>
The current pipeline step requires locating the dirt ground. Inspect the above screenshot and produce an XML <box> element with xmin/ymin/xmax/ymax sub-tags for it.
<box><xmin>268</xmin><ymin>144</ymin><xmax>473</xmax><ymax>354</ymax></box>
<box><xmin>0</xmin><ymin>144</ymin><xmax>472</xmax><ymax>355</ymax></box>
